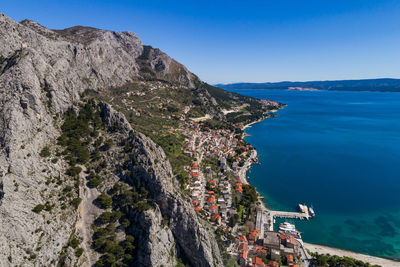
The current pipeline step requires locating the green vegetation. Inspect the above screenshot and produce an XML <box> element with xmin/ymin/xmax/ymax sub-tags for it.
<box><xmin>57</xmin><ymin>100</ymin><xmax>104</xmax><ymax>166</ymax></box>
<box><xmin>233</xmin><ymin>184</ymin><xmax>258</xmax><ymax>223</ymax></box>
<box><xmin>93</xmin><ymin>182</ymin><xmax>151</xmax><ymax>266</ymax></box>
<box><xmin>102</xmin><ymin>139</ymin><xmax>113</xmax><ymax>151</ymax></box>
<box><xmin>32</xmin><ymin>204</ymin><xmax>45</xmax><ymax>213</ymax></box>
<box><xmin>66</xmin><ymin>166</ymin><xmax>82</xmax><ymax>177</ymax></box>
<box><xmin>39</xmin><ymin>146</ymin><xmax>51</xmax><ymax>157</ymax></box>
<box><xmin>75</xmin><ymin>248</ymin><xmax>84</xmax><ymax>257</ymax></box>
<box><xmin>96</xmin><ymin>211</ymin><xmax>123</xmax><ymax>225</ymax></box>
<box><xmin>71</xmin><ymin>197</ymin><xmax>82</xmax><ymax>209</ymax></box>
<box><xmin>96</xmin><ymin>193</ymin><xmax>112</xmax><ymax>209</ymax></box>
<box><xmin>138</xmin><ymin>45</ymin><xmax>152</xmax><ymax>60</ymax></box>
<box><xmin>309</xmin><ymin>252</ymin><xmax>381</xmax><ymax>267</ymax></box>
<box><xmin>149</xmin><ymin>133</ymin><xmax>192</xmax><ymax>189</ymax></box>
<box><xmin>68</xmin><ymin>236</ymin><xmax>80</xmax><ymax>249</ymax></box>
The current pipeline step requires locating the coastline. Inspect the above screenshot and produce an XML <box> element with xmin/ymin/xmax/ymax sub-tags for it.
<box><xmin>241</xmin><ymin>111</ymin><xmax>398</xmax><ymax>267</ymax></box>
<box><xmin>304</xmin><ymin>243</ymin><xmax>400</xmax><ymax>267</ymax></box>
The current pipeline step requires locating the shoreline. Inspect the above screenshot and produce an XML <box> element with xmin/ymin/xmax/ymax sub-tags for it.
<box><xmin>241</xmin><ymin>111</ymin><xmax>399</xmax><ymax>267</ymax></box>
<box><xmin>304</xmin><ymin>242</ymin><xmax>400</xmax><ymax>266</ymax></box>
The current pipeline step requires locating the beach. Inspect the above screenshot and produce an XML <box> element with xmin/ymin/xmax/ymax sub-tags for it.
<box><xmin>304</xmin><ymin>243</ymin><xmax>400</xmax><ymax>267</ymax></box>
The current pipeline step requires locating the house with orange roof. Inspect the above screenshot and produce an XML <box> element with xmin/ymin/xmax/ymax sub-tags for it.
<box><xmin>281</xmin><ymin>234</ymin><xmax>295</xmax><ymax>248</ymax></box>
<box><xmin>239</xmin><ymin>249</ymin><xmax>248</xmax><ymax>266</ymax></box>
<box><xmin>190</xmin><ymin>171</ymin><xmax>199</xmax><ymax>178</ymax></box>
<box><xmin>252</xmin><ymin>245</ymin><xmax>267</xmax><ymax>258</ymax></box>
<box><xmin>209</xmin><ymin>180</ymin><xmax>217</xmax><ymax>186</ymax></box>
<box><xmin>238</xmin><ymin>242</ymin><xmax>248</xmax><ymax>252</ymax></box>
<box><xmin>194</xmin><ymin>206</ymin><xmax>201</xmax><ymax>214</ymax></box>
<box><xmin>286</xmin><ymin>254</ymin><xmax>294</xmax><ymax>265</ymax></box>
<box><xmin>192</xmin><ymin>162</ymin><xmax>199</xmax><ymax>169</ymax></box>
<box><xmin>268</xmin><ymin>261</ymin><xmax>279</xmax><ymax>267</ymax></box>
<box><xmin>211</xmin><ymin>214</ymin><xmax>221</xmax><ymax>225</ymax></box>
<box><xmin>209</xmin><ymin>205</ymin><xmax>218</xmax><ymax>214</ymax></box>
<box><xmin>236</xmin><ymin>183</ymin><xmax>243</xmax><ymax>194</ymax></box>
<box><xmin>207</xmin><ymin>195</ymin><xmax>216</xmax><ymax>204</ymax></box>
<box><xmin>252</xmin><ymin>257</ymin><xmax>266</xmax><ymax>267</ymax></box>
<box><xmin>248</xmin><ymin>229</ymin><xmax>259</xmax><ymax>244</ymax></box>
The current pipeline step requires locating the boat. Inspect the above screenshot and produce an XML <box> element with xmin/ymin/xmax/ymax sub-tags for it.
<box><xmin>278</xmin><ymin>222</ymin><xmax>301</xmax><ymax>239</ymax></box>
<box><xmin>298</xmin><ymin>204</ymin><xmax>308</xmax><ymax>213</ymax></box>
<box><xmin>309</xmin><ymin>206</ymin><xmax>315</xmax><ymax>217</ymax></box>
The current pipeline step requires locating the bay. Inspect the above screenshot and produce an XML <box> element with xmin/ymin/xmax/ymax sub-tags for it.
<box><xmin>230</xmin><ymin>89</ymin><xmax>400</xmax><ymax>260</ymax></box>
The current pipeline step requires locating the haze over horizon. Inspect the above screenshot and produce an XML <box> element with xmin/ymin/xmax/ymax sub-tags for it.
<box><xmin>3</xmin><ymin>0</ymin><xmax>400</xmax><ymax>84</ymax></box>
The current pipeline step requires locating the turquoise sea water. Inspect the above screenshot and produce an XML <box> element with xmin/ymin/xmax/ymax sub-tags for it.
<box><xmin>231</xmin><ymin>89</ymin><xmax>400</xmax><ymax>260</ymax></box>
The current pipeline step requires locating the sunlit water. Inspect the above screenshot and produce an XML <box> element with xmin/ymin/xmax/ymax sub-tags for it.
<box><xmin>230</xmin><ymin>89</ymin><xmax>400</xmax><ymax>260</ymax></box>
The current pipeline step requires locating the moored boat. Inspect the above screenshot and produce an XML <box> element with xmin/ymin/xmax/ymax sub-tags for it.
<box><xmin>309</xmin><ymin>207</ymin><xmax>315</xmax><ymax>217</ymax></box>
<box><xmin>298</xmin><ymin>203</ymin><xmax>308</xmax><ymax>213</ymax></box>
<box><xmin>279</xmin><ymin>222</ymin><xmax>302</xmax><ymax>239</ymax></box>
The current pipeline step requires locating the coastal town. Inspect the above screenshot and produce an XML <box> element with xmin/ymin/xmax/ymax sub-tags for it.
<box><xmin>113</xmin><ymin>80</ymin><xmax>392</xmax><ymax>267</ymax></box>
<box><xmin>180</xmin><ymin>113</ymin><xmax>315</xmax><ymax>267</ymax></box>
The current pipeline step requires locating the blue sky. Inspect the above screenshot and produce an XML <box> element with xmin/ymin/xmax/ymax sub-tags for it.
<box><xmin>2</xmin><ymin>0</ymin><xmax>400</xmax><ymax>83</ymax></box>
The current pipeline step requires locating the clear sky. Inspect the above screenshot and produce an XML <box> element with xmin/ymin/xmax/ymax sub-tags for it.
<box><xmin>2</xmin><ymin>1</ymin><xmax>400</xmax><ymax>84</ymax></box>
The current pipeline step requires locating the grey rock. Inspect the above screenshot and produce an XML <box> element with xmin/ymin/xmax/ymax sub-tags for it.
<box><xmin>0</xmin><ymin>13</ymin><xmax>223</xmax><ymax>266</ymax></box>
<box><xmin>99</xmin><ymin>103</ymin><xmax>223</xmax><ymax>267</ymax></box>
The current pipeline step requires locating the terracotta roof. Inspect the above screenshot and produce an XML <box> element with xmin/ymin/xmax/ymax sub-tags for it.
<box><xmin>253</xmin><ymin>257</ymin><xmax>266</xmax><ymax>267</ymax></box>
<box><xmin>286</xmin><ymin>254</ymin><xmax>294</xmax><ymax>262</ymax></box>
<box><xmin>194</xmin><ymin>206</ymin><xmax>201</xmax><ymax>211</ymax></box>
<box><xmin>190</xmin><ymin>171</ymin><xmax>200</xmax><ymax>178</ymax></box>
<box><xmin>192</xmin><ymin>162</ymin><xmax>198</xmax><ymax>169</ymax></box>
<box><xmin>236</xmin><ymin>184</ymin><xmax>243</xmax><ymax>193</ymax></box>
<box><xmin>238</xmin><ymin>242</ymin><xmax>248</xmax><ymax>252</ymax></box>
<box><xmin>211</xmin><ymin>214</ymin><xmax>221</xmax><ymax>221</ymax></box>
<box><xmin>249</xmin><ymin>229</ymin><xmax>259</xmax><ymax>238</ymax></box>
<box><xmin>207</xmin><ymin>195</ymin><xmax>216</xmax><ymax>203</ymax></box>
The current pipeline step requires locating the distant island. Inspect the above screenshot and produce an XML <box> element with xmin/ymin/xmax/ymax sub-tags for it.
<box><xmin>216</xmin><ymin>78</ymin><xmax>400</xmax><ymax>92</ymax></box>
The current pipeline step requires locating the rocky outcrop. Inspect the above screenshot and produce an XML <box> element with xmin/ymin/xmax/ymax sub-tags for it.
<box><xmin>99</xmin><ymin>102</ymin><xmax>223</xmax><ymax>267</ymax></box>
<box><xmin>133</xmin><ymin>207</ymin><xmax>177</xmax><ymax>267</ymax></box>
<box><xmin>0</xmin><ymin>13</ymin><xmax>223</xmax><ymax>266</ymax></box>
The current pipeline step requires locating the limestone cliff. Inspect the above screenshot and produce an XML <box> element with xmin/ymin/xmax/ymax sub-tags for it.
<box><xmin>0</xmin><ymin>13</ymin><xmax>223</xmax><ymax>266</ymax></box>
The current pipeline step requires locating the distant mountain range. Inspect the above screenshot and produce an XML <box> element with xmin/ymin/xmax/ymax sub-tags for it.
<box><xmin>216</xmin><ymin>78</ymin><xmax>400</xmax><ymax>92</ymax></box>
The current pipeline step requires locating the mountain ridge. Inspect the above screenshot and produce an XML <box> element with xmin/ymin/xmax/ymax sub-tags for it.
<box><xmin>216</xmin><ymin>78</ymin><xmax>400</xmax><ymax>92</ymax></box>
<box><xmin>0</xmin><ymin>13</ymin><xmax>280</xmax><ymax>266</ymax></box>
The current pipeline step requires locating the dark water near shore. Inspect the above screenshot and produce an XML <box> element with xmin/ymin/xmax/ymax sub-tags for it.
<box><xmin>231</xmin><ymin>89</ymin><xmax>400</xmax><ymax>260</ymax></box>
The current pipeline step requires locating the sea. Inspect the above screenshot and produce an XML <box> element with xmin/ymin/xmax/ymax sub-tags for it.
<box><xmin>230</xmin><ymin>89</ymin><xmax>400</xmax><ymax>260</ymax></box>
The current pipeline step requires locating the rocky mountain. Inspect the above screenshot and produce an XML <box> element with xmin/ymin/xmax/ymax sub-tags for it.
<box><xmin>216</xmin><ymin>78</ymin><xmax>400</xmax><ymax>92</ymax></box>
<box><xmin>0</xmin><ymin>13</ymin><xmax>280</xmax><ymax>266</ymax></box>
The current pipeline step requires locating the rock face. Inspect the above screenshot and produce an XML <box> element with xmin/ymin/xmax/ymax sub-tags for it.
<box><xmin>0</xmin><ymin>13</ymin><xmax>222</xmax><ymax>266</ymax></box>
<box><xmin>99</xmin><ymin>102</ymin><xmax>222</xmax><ymax>267</ymax></box>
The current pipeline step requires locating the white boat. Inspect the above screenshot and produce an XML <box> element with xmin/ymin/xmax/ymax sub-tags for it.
<box><xmin>309</xmin><ymin>207</ymin><xmax>315</xmax><ymax>216</ymax></box>
<box><xmin>298</xmin><ymin>204</ymin><xmax>308</xmax><ymax>213</ymax></box>
<box><xmin>279</xmin><ymin>222</ymin><xmax>301</xmax><ymax>239</ymax></box>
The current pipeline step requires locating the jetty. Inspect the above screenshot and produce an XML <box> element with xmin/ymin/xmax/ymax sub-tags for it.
<box><xmin>265</xmin><ymin>210</ymin><xmax>311</xmax><ymax>231</ymax></box>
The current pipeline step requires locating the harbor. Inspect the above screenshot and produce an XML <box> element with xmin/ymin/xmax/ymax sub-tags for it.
<box><xmin>261</xmin><ymin>204</ymin><xmax>315</xmax><ymax>231</ymax></box>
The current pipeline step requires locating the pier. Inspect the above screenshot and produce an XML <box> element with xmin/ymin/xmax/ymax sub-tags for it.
<box><xmin>265</xmin><ymin>210</ymin><xmax>311</xmax><ymax>231</ymax></box>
